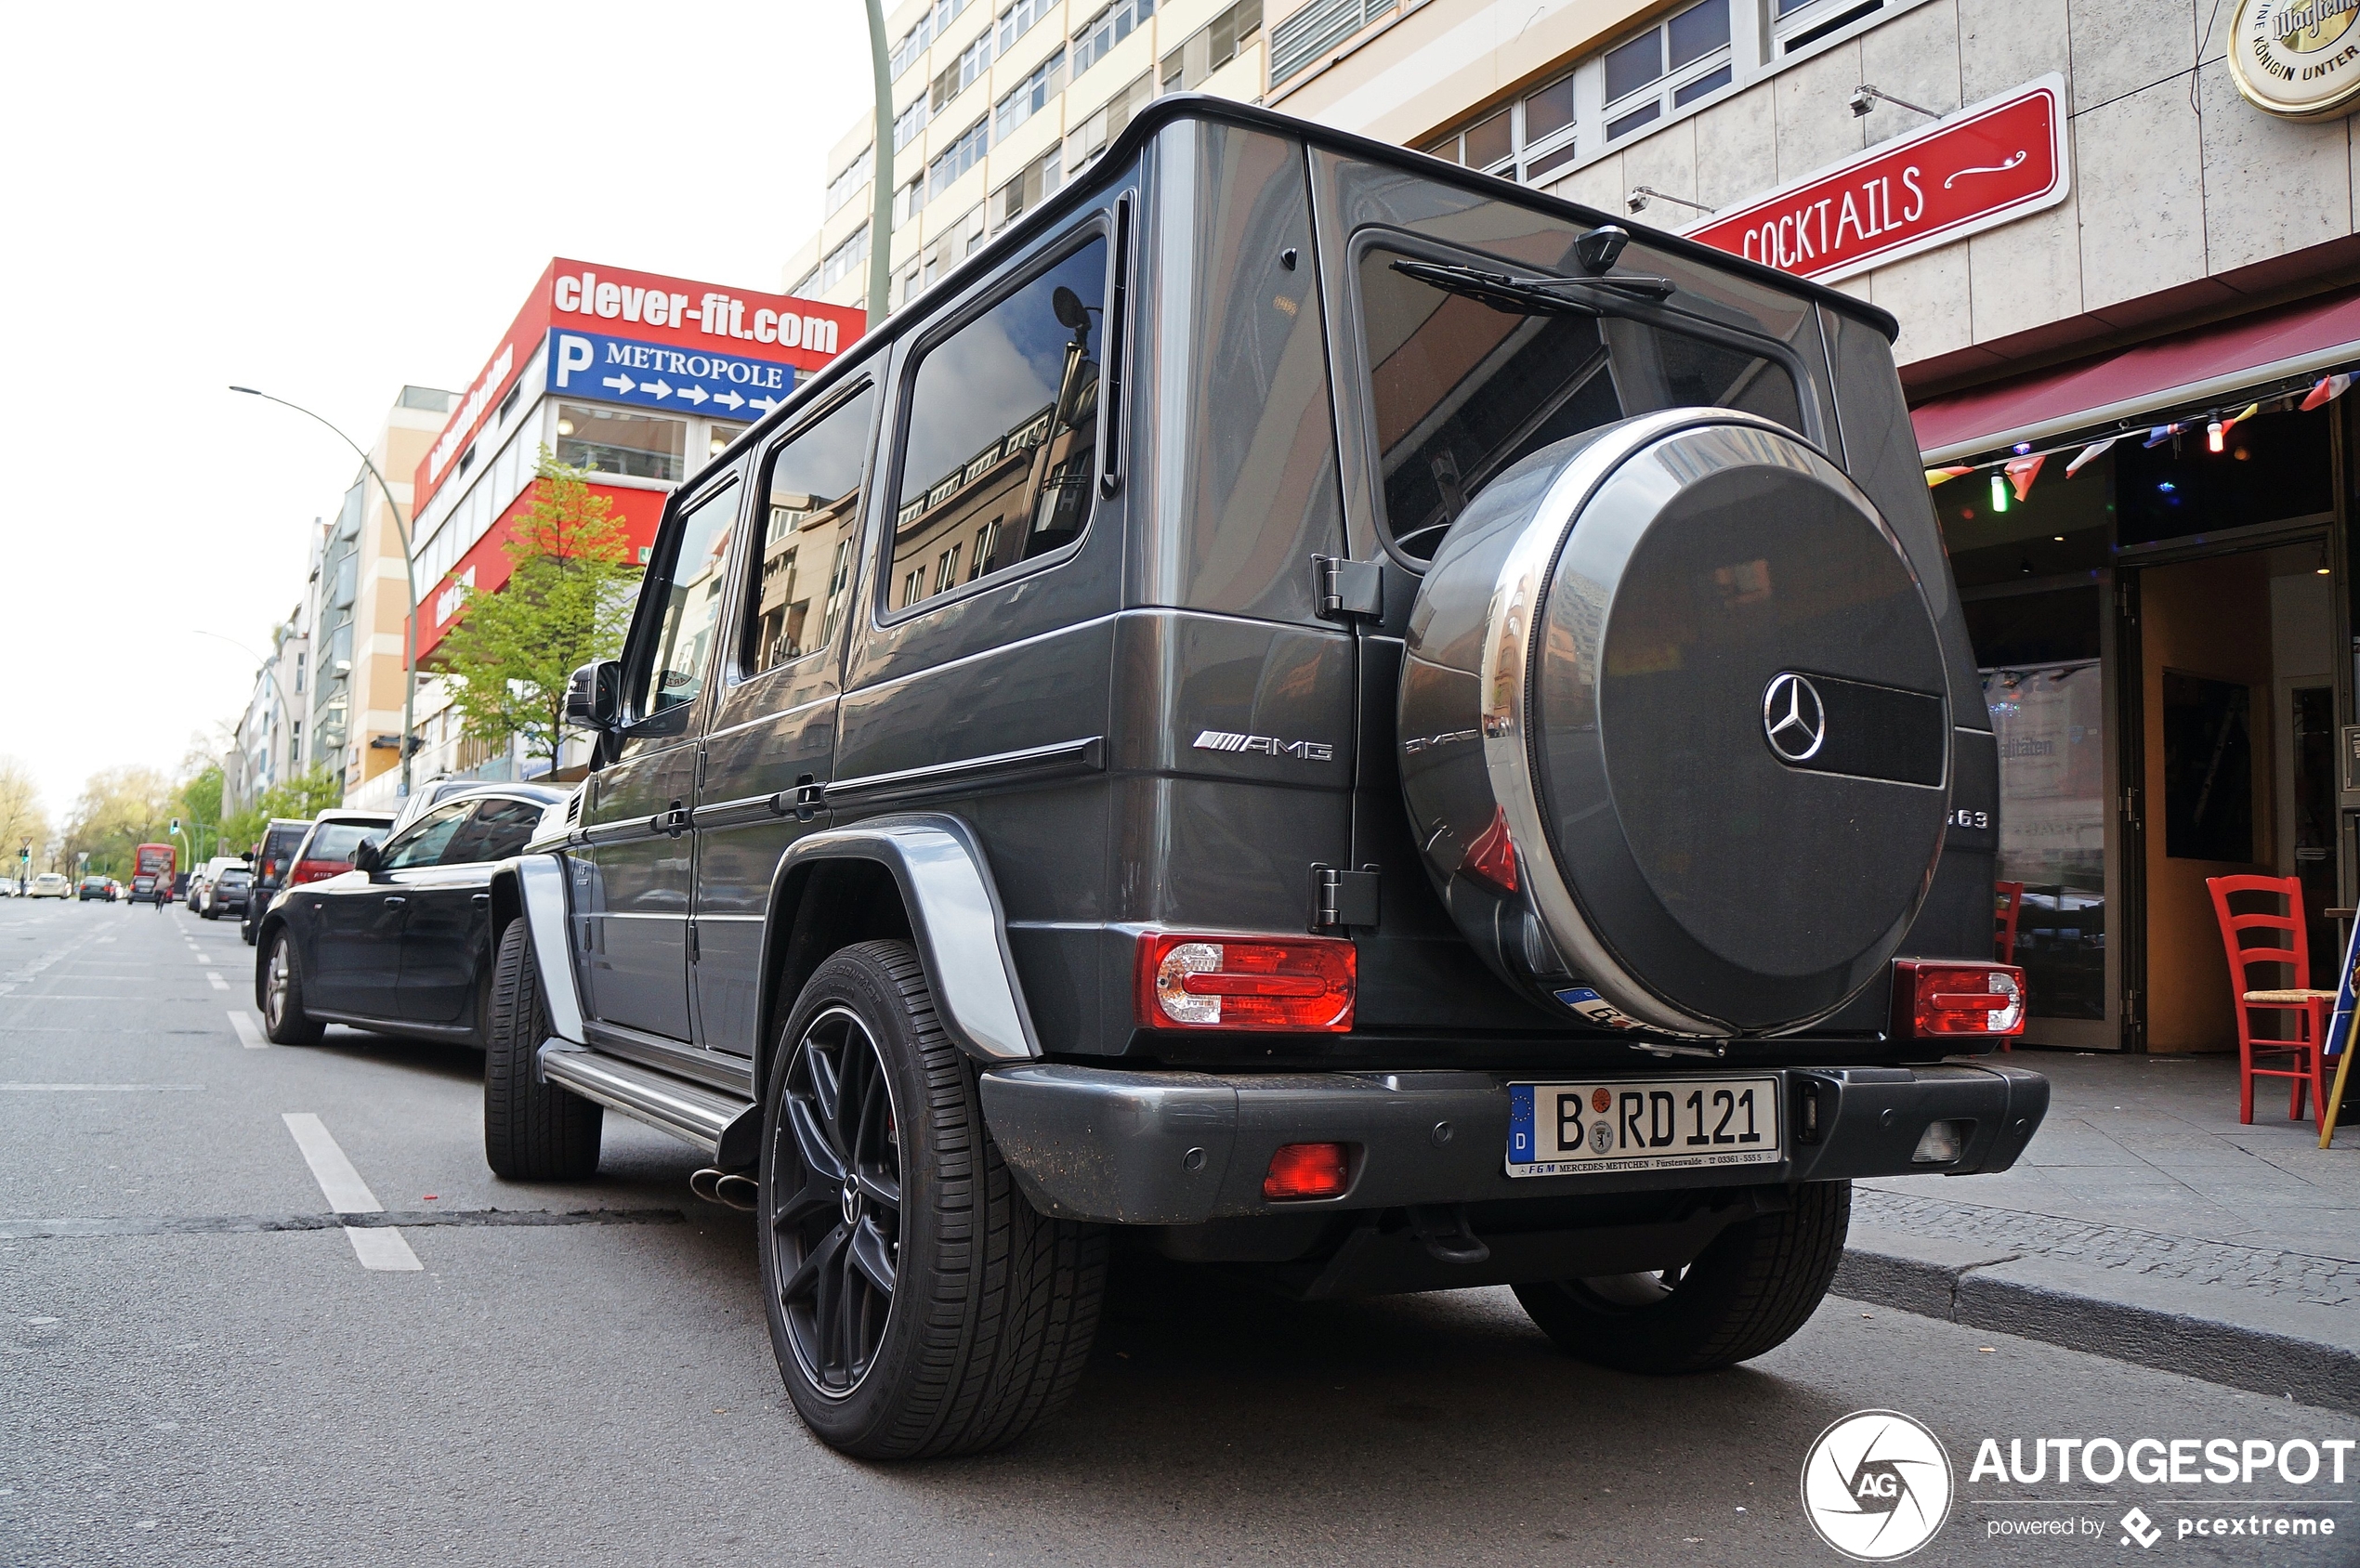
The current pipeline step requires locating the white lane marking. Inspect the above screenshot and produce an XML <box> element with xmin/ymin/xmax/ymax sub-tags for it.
<box><xmin>0</xmin><ymin>1083</ymin><xmax>204</xmax><ymax>1091</ymax></box>
<box><xmin>228</xmin><ymin>1012</ymin><xmax>267</xmax><ymax>1049</ymax></box>
<box><xmin>207</xmin><ymin>973</ymin><xmax>229</xmax><ymax>991</ymax></box>
<box><xmin>344</xmin><ymin>1228</ymin><xmax>421</xmax><ymax>1270</ymax></box>
<box><xmin>282</xmin><ymin>1114</ymin><xmax>382</xmax><ymax>1210</ymax></box>
<box><xmin>280</xmin><ymin>1113</ymin><xmax>422</xmax><ymax>1272</ymax></box>
<box><xmin>195</xmin><ymin>955</ymin><xmax>216</xmax><ymax>966</ymax></box>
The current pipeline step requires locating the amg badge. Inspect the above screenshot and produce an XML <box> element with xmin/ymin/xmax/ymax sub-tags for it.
<box><xmin>1193</xmin><ymin>730</ymin><xmax>1334</xmax><ymax>762</ymax></box>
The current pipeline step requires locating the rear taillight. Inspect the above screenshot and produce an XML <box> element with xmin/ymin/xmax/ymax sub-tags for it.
<box><xmin>1892</xmin><ymin>960</ymin><xmax>2026</xmax><ymax>1039</ymax></box>
<box><xmin>290</xmin><ymin>860</ymin><xmax>347</xmax><ymax>886</ymax></box>
<box><xmin>1263</xmin><ymin>1143</ymin><xmax>1352</xmax><ymax>1200</ymax></box>
<box><xmin>1135</xmin><ymin>933</ymin><xmax>1356</xmax><ymax>1031</ymax></box>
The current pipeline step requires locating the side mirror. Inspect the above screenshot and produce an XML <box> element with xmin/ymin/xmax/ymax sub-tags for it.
<box><xmin>352</xmin><ymin>836</ymin><xmax>386</xmax><ymax>876</ymax></box>
<box><xmin>565</xmin><ymin>659</ymin><xmax>623</xmax><ymax>730</ymax></box>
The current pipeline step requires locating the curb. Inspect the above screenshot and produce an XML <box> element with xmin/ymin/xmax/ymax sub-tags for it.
<box><xmin>1833</xmin><ymin>1226</ymin><xmax>2360</xmax><ymax>1417</ymax></box>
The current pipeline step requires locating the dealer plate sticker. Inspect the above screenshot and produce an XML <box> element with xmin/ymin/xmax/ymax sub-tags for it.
<box><xmin>1507</xmin><ymin>1078</ymin><xmax>1782</xmax><ymax>1177</ymax></box>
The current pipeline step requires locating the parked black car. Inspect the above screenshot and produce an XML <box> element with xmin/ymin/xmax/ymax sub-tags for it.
<box><xmin>241</xmin><ymin>817</ymin><xmax>314</xmax><ymax>946</ymax></box>
<box><xmin>252</xmin><ymin>787</ymin><xmax>568</xmax><ymax>1046</ymax></box>
<box><xmin>476</xmin><ymin>96</ymin><xmax>2049</xmax><ymax>1460</ymax></box>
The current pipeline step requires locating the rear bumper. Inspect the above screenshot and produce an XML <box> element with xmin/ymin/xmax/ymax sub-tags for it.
<box><xmin>978</xmin><ymin>1061</ymin><xmax>2048</xmax><ymax>1225</ymax></box>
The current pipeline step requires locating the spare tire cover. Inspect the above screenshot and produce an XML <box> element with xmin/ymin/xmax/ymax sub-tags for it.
<box><xmin>1398</xmin><ymin>409</ymin><xmax>1950</xmax><ymax>1037</ymax></box>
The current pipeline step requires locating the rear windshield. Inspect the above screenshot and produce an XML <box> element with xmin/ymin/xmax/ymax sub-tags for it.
<box><xmin>303</xmin><ymin>824</ymin><xmax>376</xmax><ymax>862</ymax></box>
<box><xmin>1355</xmin><ymin>244</ymin><xmax>1805</xmax><ymax>562</ymax></box>
<box><xmin>220</xmin><ymin>869</ymin><xmax>252</xmax><ymax>885</ymax></box>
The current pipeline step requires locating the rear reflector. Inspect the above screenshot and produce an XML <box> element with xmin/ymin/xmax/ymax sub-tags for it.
<box><xmin>1136</xmin><ymin>933</ymin><xmax>1355</xmax><ymax>1031</ymax></box>
<box><xmin>1892</xmin><ymin>960</ymin><xmax>2026</xmax><ymax>1039</ymax></box>
<box><xmin>1263</xmin><ymin>1142</ymin><xmax>1351</xmax><ymax>1201</ymax></box>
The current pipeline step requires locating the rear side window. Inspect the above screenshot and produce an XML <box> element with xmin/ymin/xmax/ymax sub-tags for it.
<box><xmin>381</xmin><ymin>803</ymin><xmax>471</xmax><ymax>870</ymax></box>
<box><xmin>749</xmin><ymin>385</ymin><xmax>874</xmax><ymax>673</ymax></box>
<box><xmin>1356</xmin><ymin>245</ymin><xmax>1803</xmax><ymax>562</ymax></box>
<box><xmin>885</xmin><ymin>237</ymin><xmax>1108</xmax><ymax>612</ymax></box>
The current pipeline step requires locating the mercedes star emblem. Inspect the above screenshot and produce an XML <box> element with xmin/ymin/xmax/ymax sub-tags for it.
<box><xmin>1762</xmin><ymin>672</ymin><xmax>1828</xmax><ymax>763</ymax></box>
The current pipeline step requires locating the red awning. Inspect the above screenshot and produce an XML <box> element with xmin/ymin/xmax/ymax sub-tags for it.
<box><xmin>1911</xmin><ymin>287</ymin><xmax>2360</xmax><ymax>462</ymax></box>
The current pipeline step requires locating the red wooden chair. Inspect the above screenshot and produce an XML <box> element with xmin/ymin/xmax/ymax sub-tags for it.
<box><xmin>1991</xmin><ymin>882</ymin><xmax>2024</xmax><ymax>1051</ymax></box>
<box><xmin>2206</xmin><ymin>874</ymin><xmax>2337</xmax><ymax>1124</ymax></box>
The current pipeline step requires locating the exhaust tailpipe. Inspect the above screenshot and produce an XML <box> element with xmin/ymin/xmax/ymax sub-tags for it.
<box><xmin>690</xmin><ymin>1167</ymin><xmax>759</xmax><ymax>1211</ymax></box>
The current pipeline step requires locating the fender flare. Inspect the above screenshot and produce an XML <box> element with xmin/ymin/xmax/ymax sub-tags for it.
<box><xmin>500</xmin><ymin>852</ymin><xmax>588</xmax><ymax>1044</ymax></box>
<box><xmin>759</xmin><ymin>812</ymin><xmax>1041</xmax><ymax>1066</ymax></box>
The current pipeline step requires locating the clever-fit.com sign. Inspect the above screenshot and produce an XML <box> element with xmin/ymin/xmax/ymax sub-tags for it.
<box><xmin>547</xmin><ymin>330</ymin><xmax>796</xmax><ymax>420</ymax></box>
<box><xmin>1686</xmin><ymin>75</ymin><xmax>2069</xmax><ymax>285</ymax></box>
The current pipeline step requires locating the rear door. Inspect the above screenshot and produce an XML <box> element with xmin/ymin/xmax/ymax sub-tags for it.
<box><xmin>692</xmin><ymin>381</ymin><xmax>877</xmax><ymax>1054</ymax></box>
<box><xmin>399</xmin><ymin>796</ymin><xmax>546</xmax><ymax>1027</ymax></box>
<box><xmin>577</xmin><ymin>466</ymin><xmax>746</xmax><ymax>1040</ymax></box>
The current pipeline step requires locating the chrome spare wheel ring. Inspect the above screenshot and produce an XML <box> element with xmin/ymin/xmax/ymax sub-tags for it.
<box><xmin>770</xmin><ymin>1005</ymin><xmax>902</xmax><ymax>1399</ymax></box>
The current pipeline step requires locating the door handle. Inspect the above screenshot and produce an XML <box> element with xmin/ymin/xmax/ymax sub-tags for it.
<box><xmin>663</xmin><ymin>800</ymin><xmax>688</xmax><ymax>837</ymax></box>
<box><xmin>382</xmin><ymin>895</ymin><xmax>407</xmax><ymax>907</ymax></box>
<box><xmin>470</xmin><ymin>893</ymin><xmax>491</xmax><ymax>904</ymax></box>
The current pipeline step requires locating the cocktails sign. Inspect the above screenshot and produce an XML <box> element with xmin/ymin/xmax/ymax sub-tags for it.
<box><xmin>1685</xmin><ymin>76</ymin><xmax>2069</xmax><ymax>286</ymax></box>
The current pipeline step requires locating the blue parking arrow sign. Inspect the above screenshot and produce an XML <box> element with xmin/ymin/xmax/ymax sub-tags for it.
<box><xmin>547</xmin><ymin>329</ymin><xmax>795</xmax><ymax>420</ymax></box>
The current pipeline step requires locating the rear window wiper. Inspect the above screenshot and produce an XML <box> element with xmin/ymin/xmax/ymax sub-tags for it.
<box><xmin>1390</xmin><ymin>258</ymin><xmax>1676</xmax><ymax>315</ymax></box>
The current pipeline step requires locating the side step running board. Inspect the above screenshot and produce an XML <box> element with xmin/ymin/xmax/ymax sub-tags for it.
<box><xmin>540</xmin><ymin>1040</ymin><xmax>759</xmax><ymax>1166</ymax></box>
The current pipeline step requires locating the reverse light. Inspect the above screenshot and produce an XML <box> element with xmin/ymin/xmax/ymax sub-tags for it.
<box><xmin>1136</xmin><ymin>933</ymin><xmax>1356</xmax><ymax>1031</ymax></box>
<box><xmin>1893</xmin><ymin>960</ymin><xmax>2026</xmax><ymax>1039</ymax></box>
<box><xmin>1912</xmin><ymin>1119</ymin><xmax>1965</xmax><ymax>1163</ymax></box>
<box><xmin>1263</xmin><ymin>1142</ymin><xmax>1351</xmax><ymax>1200</ymax></box>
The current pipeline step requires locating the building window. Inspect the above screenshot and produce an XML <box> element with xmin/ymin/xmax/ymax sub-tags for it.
<box><xmin>1602</xmin><ymin>0</ymin><xmax>1731</xmax><ymax>139</ymax></box>
<box><xmin>933</xmin><ymin>28</ymin><xmax>996</xmax><ymax>111</ymax></box>
<box><xmin>1160</xmin><ymin>0</ymin><xmax>1260</xmax><ymax>93</ymax></box>
<box><xmin>293</xmin><ymin>651</ymin><xmax>306</xmax><ymax>695</ymax></box>
<box><xmin>895</xmin><ymin>175</ymin><xmax>925</xmax><ymax>230</ymax></box>
<box><xmin>891</xmin><ymin>0</ymin><xmax>970</xmax><ymax>78</ymax></box>
<box><xmin>1269</xmin><ymin>0</ymin><xmax>1391</xmax><ymax>86</ymax></box>
<box><xmin>928</xmin><ymin>116</ymin><xmax>990</xmax><ymax>198</ymax></box>
<box><xmin>826</xmin><ymin>151</ymin><xmax>872</xmax><ymax>216</ymax></box>
<box><xmin>289</xmin><ymin>720</ymin><xmax>302</xmax><ymax>764</ymax></box>
<box><xmin>1072</xmin><ymin>0</ymin><xmax>1155</xmax><ymax>80</ymax></box>
<box><xmin>555</xmin><ymin>403</ymin><xmax>687</xmax><ymax>482</ymax></box>
<box><xmin>894</xmin><ymin>97</ymin><xmax>929</xmax><ymax>150</ymax></box>
<box><xmin>819</xmin><ymin>225</ymin><xmax>870</xmax><ymax>290</ymax></box>
<box><xmin>995</xmin><ymin>48</ymin><xmax>1067</xmax><ymax>140</ymax></box>
<box><xmin>1774</xmin><ymin>0</ymin><xmax>1888</xmax><ymax>55</ymax></box>
<box><xmin>1422</xmin><ymin>68</ymin><xmax>1577</xmax><ymax>182</ymax></box>
<box><xmin>924</xmin><ymin>206</ymin><xmax>989</xmax><ymax>287</ymax></box>
<box><xmin>991</xmin><ymin>146</ymin><xmax>1063</xmax><ymax>233</ymax></box>
<box><xmin>1066</xmin><ymin>71</ymin><xmax>1152</xmax><ymax>174</ymax></box>
<box><xmin>790</xmin><ymin>264</ymin><xmax>819</xmax><ymax>297</ymax></box>
<box><xmin>998</xmin><ymin>0</ymin><xmax>1054</xmax><ymax>52</ymax></box>
<box><xmin>708</xmin><ymin>420</ymin><xmax>748</xmax><ymax>460</ymax></box>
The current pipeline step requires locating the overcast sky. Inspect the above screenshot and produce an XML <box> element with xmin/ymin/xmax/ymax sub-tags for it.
<box><xmin>0</xmin><ymin>1</ymin><xmax>874</xmax><ymax>825</ymax></box>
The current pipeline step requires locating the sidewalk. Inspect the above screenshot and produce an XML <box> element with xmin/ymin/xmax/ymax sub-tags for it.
<box><xmin>1833</xmin><ymin>1049</ymin><xmax>2360</xmax><ymax>1412</ymax></box>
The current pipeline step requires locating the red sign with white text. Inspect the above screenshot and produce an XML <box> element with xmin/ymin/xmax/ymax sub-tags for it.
<box><xmin>1686</xmin><ymin>77</ymin><xmax>2068</xmax><ymax>285</ymax></box>
<box><xmin>413</xmin><ymin>258</ymin><xmax>862</xmax><ymax>510</ymax></box>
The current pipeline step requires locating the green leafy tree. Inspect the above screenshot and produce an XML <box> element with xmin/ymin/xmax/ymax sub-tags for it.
<box><xmin>0</xmin><ymin>756</ymin><xmax>51</xmax><ymax>880</ymax></box>
<box><xmin>437</xmin><ymin>447</ymin><xmax>639</xmax><ymax>777</ymax></box>
<box><xmin>221</xmin><ymin>767</ymin><xmax>345</xmax><ymax>858</ymax></box>
<box><xmin>61</xmin><ymin>765</ymin><xmax>177</xmax><ymax>878</ymax></box>
<box><xmin>175</xmin><ymin>764</ymin><xmax>226</xmax><ymax>865</ymax></box>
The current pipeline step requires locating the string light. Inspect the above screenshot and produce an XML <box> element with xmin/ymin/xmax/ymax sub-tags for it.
<box><xmin>1989</xmin><ymin>472</ymin><xmax>2008</xmax><ymax>513</ymax></box>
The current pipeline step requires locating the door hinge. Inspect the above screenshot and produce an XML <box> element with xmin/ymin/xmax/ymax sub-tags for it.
<box><xmin>1311</xmin><ymin>864</ymin><xmax>1382</xmax><ymax>930</ymax></box>
<box><xmin>2121</xmin><ymin>988</ymin><xmax>2140</xmax><ymax>1029</ymax></box>
<box><xmin>2120</xmin><ymin>787</ymin><xmax>2142</xmax><ymax>829</ymax></box>
<box><xmin>688</xmin><ymin>921</ymin><xmax>700</xmax><ymax>964</ymax></box>
<box><xmin>2116</xmin><ymin>580</ymin><xmax>2137</xmax><ymax>621</ymax></box>
<box><xmin>1312</xmin><ymin>555</ymin><xmax>1383</xmax><ymax>621</ymax></box>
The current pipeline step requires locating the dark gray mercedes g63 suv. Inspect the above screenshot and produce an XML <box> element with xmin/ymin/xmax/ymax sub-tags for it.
<box><xmin>482</xmin><ymin>95</ymin><xmax>2046</xmax><ymax>1459</ymax></box>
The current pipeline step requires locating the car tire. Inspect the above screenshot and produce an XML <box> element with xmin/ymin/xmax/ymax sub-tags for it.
<box><xmin>482</xmin><ymin>919</ymin><xmax>602</xmax><ymax>1182</ymax></box>
<box><xmin>759</xmin><ymin>939</ymin><xmax>1106</xmax><ymax>1459</ymax></box>
<box><xmin>260</xmin><ymin>931</ymin><xmax>327</xmax><ymax>1045</ymax></box>
<box><xmin>1513</xmin><ymin>1181</ymin><xmax>1851</xmax><ymax>1374</ymax></box>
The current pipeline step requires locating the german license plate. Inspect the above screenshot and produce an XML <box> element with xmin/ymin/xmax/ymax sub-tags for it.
<box><xmin>1506</xmin><ymin>1078</ymin><xmax>1782</xmax><ymax>1177</ymax></box>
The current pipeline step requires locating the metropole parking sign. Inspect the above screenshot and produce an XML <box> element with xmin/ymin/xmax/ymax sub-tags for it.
<box><xmin>548</xmin><ymin>329</ymin><xmax>796</xmax><ymax>421</ymax></box>
<box><xmin>1685</xmin><ymin>75</ymin><xmax>2069</xmax><ymax>286</ymax></box>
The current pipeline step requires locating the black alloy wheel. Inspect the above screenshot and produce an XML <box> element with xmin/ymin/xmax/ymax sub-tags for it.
<box><xmin>758</xmin><ymin>941</ymin><xmax>1106</xmax><ymax>1459</ymax></box>
<box><xmin>768</xmin><ymin>1003</ymin><xmax>903</xmax><ymax>1398</ymax></box>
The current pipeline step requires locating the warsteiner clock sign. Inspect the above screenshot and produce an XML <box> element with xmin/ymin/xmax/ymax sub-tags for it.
<box><xmin>2230</xmin><ymin>0</ymin><xmax>2360</xmax><ymax>122</ymax></box>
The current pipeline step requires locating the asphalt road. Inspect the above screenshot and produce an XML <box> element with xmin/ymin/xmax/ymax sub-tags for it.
<box><xmin>5</xmin><ymin>897</ymin><xmax>2358</xmax><ymax>1567</ymax></box>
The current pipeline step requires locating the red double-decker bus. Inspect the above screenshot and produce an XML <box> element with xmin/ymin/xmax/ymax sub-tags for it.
<box><xmin>132</xmin><ymin>843</ymin><xmax>175</xmax><ymax>903</ymax></box>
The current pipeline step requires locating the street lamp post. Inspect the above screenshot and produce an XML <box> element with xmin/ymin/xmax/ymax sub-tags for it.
<box><xmin>229</xmin><ymin>385</ymin><xmax>422</xmax><ymax>798</ymax></box>
<box><xmin>864</xmin><ymin>0</ymin><xmax>896</xmax><ymax>326</ymax></box>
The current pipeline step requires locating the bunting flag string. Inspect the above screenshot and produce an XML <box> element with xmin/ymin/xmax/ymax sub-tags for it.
<box><xmin>2003</xmin><ymin>453</ymin><xmax>2045</xmax><ymax>501</ymax></box>
<box><xmin>1924</xmin><ymin>464</ymin><xmax>1973</xmax><ymax>488</ymax></box>
<box><xmin>2064</xmin><ymin>438</ymin><xmax>2116</xmax><ymax>477</ymax></box>
<box><xmin>2301</xmin><ymin>373</ymin><xmax>2352</xmax><ymax>412</ymax></box>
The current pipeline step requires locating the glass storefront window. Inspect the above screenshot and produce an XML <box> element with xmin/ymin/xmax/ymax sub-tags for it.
<box><xmin>1985</xmin><ymin>660</ymin><xmax>2108</xmax><ymax>1021</ymax></box>
<box><xmin>554</xmin><ymin>403</ymin><xmax>686</xmax><ymax>481</ymax></box>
